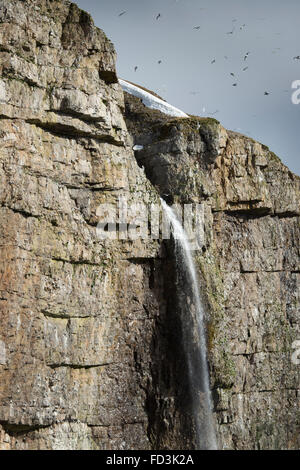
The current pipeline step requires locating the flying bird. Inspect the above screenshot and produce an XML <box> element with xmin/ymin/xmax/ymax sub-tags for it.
<box><xmin>242</xmin><ymin>66</ymin><xmax>248</xmax><ymax>71</ymax></box>
<box><xmin>244</xmin><ymin>52</ymin><xmax>250</xmax><ymax>61</ymax></box>
<box><xmin>118</xmin><ymin>11</ymin><xmax>126</xmax><ymax>17</ymax></box>
<box><xmin>232</xmin><ymin>83</ymin><xmax>237</xmax><ymax>87</ymax></box>
<box><xmin>240</xmin><ymin>24</ymin><xmax>246</xmax><ymax>30</ymax></box>
<box><xmin>211</xmin><ymin>59</ymin><xmax>216</xmax><ymax>64</ymax></box>
<box><xmin>156</xmin><ymin>13</ymin><xmax>161</xmax><ymax>20</ymax></box>
<box><xmin>293</xmin><ymin>56</ymin><xmax>300</xmax><ymax>60</ymax></box>
<box><xmin>230</xmin><ymin>72</ymin><xmax>235</xmax><ymax>77</ymax></box>
<box><xmin>193</xmin><ymin>26</ymin><xmax>201</xmax><ymax>30</ymax></box>
<box><xmin>134</xmin><ymin>66</ymin><xmax>138</xmax><ymax>72</ymax></box>
<box><xmin>158</xmin><ymin>60</ymin><xmax>162</xmax><ymax>64</ymax></box>
<box><xmin>264</xmin><ymin>91</ymin><xmax>270</xmax><ymax>95</ymax></box>
<box><xmin>227</xmin><ymin>27</ymin><xmax>235</xmax><ymax>35</ymax></box>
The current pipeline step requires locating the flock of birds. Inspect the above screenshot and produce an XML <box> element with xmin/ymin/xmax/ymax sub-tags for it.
<box><xmin>121</xmin><ymin>11</ymin><xmax>164</xmax><ymax>71</ymax></box>
<box><xmin>119</xmin><ymin>10</ymin><xmax>161</xmax><ymax>20</ymax></box>
<box><xmin>118</xmin><ymin>9</ymin><xmax>299</xmax><ymax>108</ymax></box>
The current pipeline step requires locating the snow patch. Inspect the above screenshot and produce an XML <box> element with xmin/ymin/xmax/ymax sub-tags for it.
<box><xmin>119</xmin><ymin>79</ymin><xmax>189</xmax><ymax>118</ymax></box>
<box><xmin>133</xmin><ymin>144</ymin><xmax>144</xmax><ymax>151</ymax></box>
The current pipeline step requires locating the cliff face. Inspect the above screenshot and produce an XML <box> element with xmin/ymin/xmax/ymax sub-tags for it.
<box><xmin>0</xmin><ymin>0</ymin><xmax>163</xmax><ymax>450</ymax></box>
<box><xmin>0</xmin><ymin>0</ymin><xmax>299</xmax><ymax>450</ymax></box>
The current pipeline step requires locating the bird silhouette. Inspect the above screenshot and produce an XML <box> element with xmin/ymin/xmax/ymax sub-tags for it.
<box><xmin>293</xmin><ymin>56</ymin><xmax>300</xmax><ymax>60</ymax></box>
<box><xmin>242</xmin><ymin>66</ymin><xmax>248</xmax><ymax>71</ymax></box>
<box><xmin>230</xmin><ymin>72</ymin><xmax>235</xmax><ymax>77</ymax></box>
<box><xmin>264</xmin><ymin>91</ymin><xmax>270</xmax><ymax>95</ymax></box>
<box><xmin>193</xmin><ymin>26</ymin><xmax>201</xmax><ymax>30</ymax></box>
<box><xmin>118</xmin><ymin>11</ymin><xmax>126</xmax><ymax>17</ymax></box>
<box><xmin>227</xmin><ymin>27</ymin><xmax>235</xmax><ymax>35</ymax></box>
<box><xmin>134</xmin><ymin>66</ymin><xmax>138</xmax><ymax>72</ymax></box>
<box><xmin>244</xmin><ymin>52</ymin><xmax>250</xmax><ymax>61</ymax></box>
<box><xmin>232</xmin><ymin>83</ymin><xmax>237</xmax><ymax>87</ymax></box>
<box><xmin>156</xmin><ymin>13</ymin><xmax>161</xmax><ymax>20</ymax></box>
<box><xmin>158</xmin><ymin>60</ymin><xmax>162</xmax><ymax>64</ymax></box>
<box><xmin>211</xmin><ymin>59</ymin><xmax>216</xmax><ymax>64</ymax></box>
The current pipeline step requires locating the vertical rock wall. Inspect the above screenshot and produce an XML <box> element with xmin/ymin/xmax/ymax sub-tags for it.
<box><xmin>0</xmin><ymin>0</ymin><xmax>299</xmax><ymax>450</ymax></box>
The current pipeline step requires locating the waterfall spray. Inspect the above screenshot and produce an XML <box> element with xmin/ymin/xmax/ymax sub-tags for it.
<box><xmin>161</xmin><ymin>199</ymin><xmax>218</xmax><ymax>450</ymax></box>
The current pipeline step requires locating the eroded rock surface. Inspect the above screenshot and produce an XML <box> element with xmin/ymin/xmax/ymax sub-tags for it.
<box><xmin>0</xmin><ymin>0</ymin><xmax>163</xmax><ymax>450</ymax></box>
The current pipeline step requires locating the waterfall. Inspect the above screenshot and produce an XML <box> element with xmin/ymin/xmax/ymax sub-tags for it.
<box><xmin>161</xmin><ymin>199</ymin><xmax>218</xmax><ymax>450</ymax></box>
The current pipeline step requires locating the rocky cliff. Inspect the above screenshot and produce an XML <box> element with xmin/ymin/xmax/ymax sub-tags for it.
<box><xmin>0</xmin><ymin>0</ymin><xmax>299</xmax><ymax>450</ymax></box>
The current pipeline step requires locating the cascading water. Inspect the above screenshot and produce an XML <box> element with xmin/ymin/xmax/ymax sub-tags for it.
<box><xmin>161</xmin><ymin>199</ymin><xmax>218</xmax><ymax>450</ymax></box>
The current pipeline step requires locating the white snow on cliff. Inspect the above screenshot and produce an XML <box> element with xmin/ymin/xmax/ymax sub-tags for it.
<box><xmin>119</xmin><ymin>79</ymin><xmax>189</xmax><ymax>118</ymax></box>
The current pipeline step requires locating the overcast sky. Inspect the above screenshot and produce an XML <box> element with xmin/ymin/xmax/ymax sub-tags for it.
<box><xmin>76</xmin><ymin>0</ymin><xmax>300</xmax><ymax>176</ymax></box>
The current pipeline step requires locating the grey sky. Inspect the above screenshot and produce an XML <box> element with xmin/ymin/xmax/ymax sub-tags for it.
<box><xmin>76</xmin><ymin>0</ymin><xmax>300</xmax><ymax>176</ymax></box>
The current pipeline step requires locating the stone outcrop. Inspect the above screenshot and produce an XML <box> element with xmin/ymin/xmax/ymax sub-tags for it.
<box><xmin>124</xmin><ymin>93</ymin><xmax>300</xmax><ymax>449</ymax></box>
<box><xmin>0</xmin><ymin>0</ymin><xmax>299</xmax><ymax>450</ymax></box>
<box><xmin>0</xmin><ymin>0</ymin><xmax>162</xmax><ymax>450</ymax></box>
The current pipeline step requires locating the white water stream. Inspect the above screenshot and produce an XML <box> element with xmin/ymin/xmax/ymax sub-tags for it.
<box><xmin>161</xmin><ymin>199</ymin><xmax>217</xmax><ymax>450</ymax></box>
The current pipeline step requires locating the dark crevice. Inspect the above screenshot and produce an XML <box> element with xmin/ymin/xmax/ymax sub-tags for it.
<box><xmin>0</xmin><ymin>204</ymin><xmax>40</xmax><ymax>219</ymax></box>
<box><xmin>66</xmin><ymin>183</ymin><xmax>117</xmax><ymax>192</ymax></box>
<box><xmin>47</xmin><ymin>109</ymin><xmax>106</xmax><ymax>124</ymax></box>
<box><xmin>87</xmin><ymin>423</ymin><xmax>110</xmax><ymax>428</ymax></box>
<box><xmin>2</xmin><ymin>72</ymin><xmax>42</xmax><ymax>89</ymax></box>
<box><xmin>50</xmin><ymin>256</ymin><xmax>102</xmax><ymax>267</ymax></box>
<box><xmin>241</xmin><ymin>269</ymin><xmax>300</xmax><ymax>274</ymax></box>
<box><xmin>126</xmin><ymin>257</ymin><xmax>156</xmax><ymax>264</ymax></box>
<box><xmin>274</xmin><ymin>211</ymin><xmax>300</xmax><ymax>218</ymax></box>
<box><xmin>41</xmin><ymin>310</ymin><xmax>91</xmax><ymax>320</ymax></box>
<box><xmin>48</xmin><ymin>362</ymin><xmax>115</xmax><ymax>369</ymax></box>
<box><xmin>98</xmin><ymin>70</ymin><xmax>118</xmax><ymax>84</ymax></box>
<box><xmin>223</xmin><ymin>208</ymin><xmax>272</xmax><ymax>219</ymax></box>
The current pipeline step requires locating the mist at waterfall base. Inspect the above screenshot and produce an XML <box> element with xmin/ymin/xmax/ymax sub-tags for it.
<box><xmin>161</xmin><ymin>200</ymin><xmax>217</xmax><ymax>450</ymax></box>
